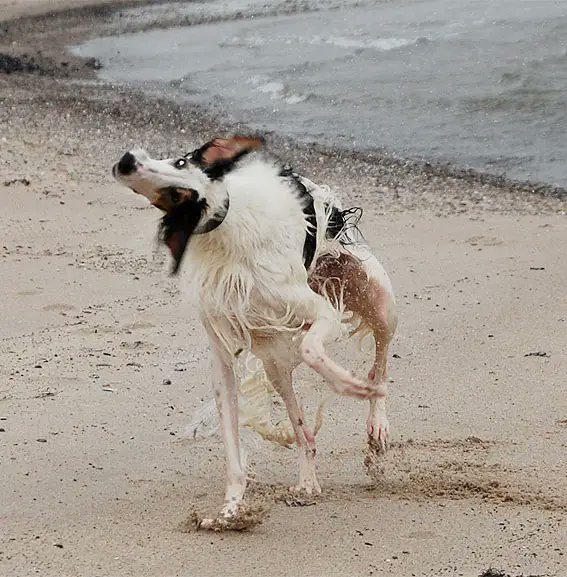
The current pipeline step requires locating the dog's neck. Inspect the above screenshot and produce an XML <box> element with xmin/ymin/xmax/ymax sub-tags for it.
<box><xmin>194</xmin><ymin>194</ymin><xmax>230</xmax><ymax>235</ymax></box>
<box><xmin>187</xmin><ymin>162</ymin><xmax>308</xmax><ymax>274</ymax></box>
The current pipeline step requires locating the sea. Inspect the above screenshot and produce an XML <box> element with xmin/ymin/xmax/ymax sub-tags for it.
<box><xmin>73</xmin><ymin>0</ymin><xmax>567</xmax><ymax>187</ymax></box>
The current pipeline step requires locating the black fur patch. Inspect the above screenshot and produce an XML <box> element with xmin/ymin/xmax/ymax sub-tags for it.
<box><xmin>160</xmin><ymin>198</ymin><xmax>208</xmax><ymax>274</ymax></box>
<box><xmin>188</xmin><ymin>140</ymin><xmax>215</xmax><ymax>167</ymax></box>
<box><xmin>332</xmin><ymin>206</ymin><xmax>363</xmax><ymax>245</ymax></box>
<box><xmin>280</xmin><ymin>166</ymin><xmax>364</xmax><ymax>269</ymax></box>
<box><xmin>280</xmin><ymin>166</ymin><xmax>318</xmax><ymax>270</ymax></box>
<box><xmin>188</xmin><ymin>141</ymin><xmax>254</xmax><ymax>181</ymax></box>
<box><xmin>326</xmin><ymin>205</ymin><xmax>346</xmax><ymax>240</ymax></box>
<box><xmin>303</xmin><ymin>196</ymin><xmax>318</xmax><ymax>270</ymax></box>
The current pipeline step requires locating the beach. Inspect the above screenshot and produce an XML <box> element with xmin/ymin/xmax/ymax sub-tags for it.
<box><xmin>0</xmin><ymin>2</ymin><xmax>566</xmax><ymax>576</ymax></box>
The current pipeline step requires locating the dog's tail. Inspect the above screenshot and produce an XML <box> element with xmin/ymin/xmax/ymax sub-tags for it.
<box><xmin>185</xmin><ymin>369</ymin><xmax>294</xmax><ymax>446</ymax></box>
<box><xmin>185</xmin><ymin>361</ymin><xmax>328</xmax><ymax>447</ymax></box>
<box><xmin>238</xmin><ymin>368</ymin><xmax>295</xmax><ymax>447</ymax></box>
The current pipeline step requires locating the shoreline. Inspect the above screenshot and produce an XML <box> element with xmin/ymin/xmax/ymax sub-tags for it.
<box><xmin>0</xmin><ymin>0</ymin><xmax>153</xmax><ymax>21</ymax></box>
<box><xmin>1</xmin><ymin>0</ymin><xmax>566</xmax><ymax>209</ymax></box>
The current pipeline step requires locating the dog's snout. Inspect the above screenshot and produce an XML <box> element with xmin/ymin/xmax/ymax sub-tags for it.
<box><xmin>117</xmin><ymin>152</ymin><xmax>137</xmax><ymax>176</ymax></box>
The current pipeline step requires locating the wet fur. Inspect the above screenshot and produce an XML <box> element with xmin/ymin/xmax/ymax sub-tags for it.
<box><xmin>112</xmin><ymin>136</ymin><xmax>397</xmax><ymax>529</ymax></box>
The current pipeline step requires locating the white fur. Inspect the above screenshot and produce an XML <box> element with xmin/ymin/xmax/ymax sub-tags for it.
<box><xmin>180</xmin><ymin>158</ymin><xmax>342</xmax><ymax>355</ymax></box>
<box><xmin>113</xmin><ymin>144</ymin><xmax>396</xmax><ymax>528</ymax></box>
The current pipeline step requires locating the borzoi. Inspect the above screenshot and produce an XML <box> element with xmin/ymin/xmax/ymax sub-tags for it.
<box><xmin>113</xmin><ymin>136</ymin><xmax>397</xmax><ymax>529</ymax></box>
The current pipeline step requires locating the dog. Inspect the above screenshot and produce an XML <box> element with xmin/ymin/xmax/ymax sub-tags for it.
<box><xmin>112</xmin><ymin>136</ymin><xmax>397</xmax><ymax>529</ymax></box>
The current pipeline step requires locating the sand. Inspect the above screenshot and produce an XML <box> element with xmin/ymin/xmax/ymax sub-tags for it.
<box><xmin>1</xmin><ymin>2</ymin><xmax>566</xmax><ymax>576</ymax></box>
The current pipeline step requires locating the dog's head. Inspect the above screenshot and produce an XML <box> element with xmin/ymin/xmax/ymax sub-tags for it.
<box><xmin>112</xmin><ymin>136</ymin><xmax>264</xmax><ymax>273</ymax></box>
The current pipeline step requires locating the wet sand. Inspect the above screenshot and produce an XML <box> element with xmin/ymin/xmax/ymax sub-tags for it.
<box><xmin>1</xmin><ymin>2</ymin><xmax>566</xmax><ymax>576</ymax></box>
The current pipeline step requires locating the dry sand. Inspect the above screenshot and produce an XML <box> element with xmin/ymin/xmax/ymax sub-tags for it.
<box><xmin>1</xmin><ymin>2</ymin><xmax>566</xmax><ymax>576</ymax></box>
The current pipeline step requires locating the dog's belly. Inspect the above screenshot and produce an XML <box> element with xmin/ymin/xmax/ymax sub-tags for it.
<box><xmin>250</xmin><ymin>328</ymin><xmax>303</xmax><ymax>366</ymax></box>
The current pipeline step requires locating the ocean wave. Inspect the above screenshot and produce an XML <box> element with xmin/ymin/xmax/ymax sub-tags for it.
<box><xmin>219</xmin><ymin>32</ymin><xmax>423</xmax><ymax>52</ymax></box>
<box><xmin>312</xmin><ymin>35</ymin><xmax>422</xmax><ymax>51</ymax></box>
<box><xmin>219</xmin><ymin>34</ymin><xmax>267</xmax><ymax>49</ymax></box>
<box><xmin>246</xmin><ymin>76</ymin><xmax>310</xmax><ymax>104</ymax></box>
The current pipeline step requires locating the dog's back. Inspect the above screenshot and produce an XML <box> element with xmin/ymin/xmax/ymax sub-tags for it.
<box><xmin>184</xmin><ymin>153</ymin><xmax>345</xmax><ymax>355</ymax></box>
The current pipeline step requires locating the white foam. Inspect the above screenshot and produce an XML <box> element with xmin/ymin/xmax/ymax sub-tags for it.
<box><xmin>247</xmin><ymin>76</ymin><xmax>308</xmax><ymax>104</ymax></box>
<box><xmin>285</xmin><ymin>93</ymin><xmax>308</xmax><ymax>104</ymax></box>
<box><xmin>219</xmin><ymin>34</ymin><xmax>267</xmax><ymax>48</ymax></box>
<box><xmin>256</xmin><ymin>81</ymin><xmax>285</xmax><ymax>97</ymax></box>
<box><xmin>225</xmin><ymin>31</ymin><xmax>419</xmax><ymax>54</ymax></box>
<box><xmin>311</xmin><ymin>35</ymin><xmax>419</xmax><ymax>51</ymax></box>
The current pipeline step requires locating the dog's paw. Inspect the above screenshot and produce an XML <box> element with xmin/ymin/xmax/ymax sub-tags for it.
<box><xmin>288</xmin><ymin>478</ymin><xmax>322</xmax><ymax>497</ymax></box>
<box><xmin>283</xmin><ymin>493</ymin><xmax>318</xmax><ymax>507</ymax></box>
<box><xmin>367</xmin><ymin>417</ymin><xmax>390</xmax><ymax>453</ymax></box>
<box><xmin>195</xmin><ymin>503</ymin><xmax>269</xmax><ymax>532</ymax></box>
<box><xmin>333</xmin><ymin>375</ymin><xmax>388</xmax><ymax>400</ymax></box>
<box><xmin>364</xmin><ymin>435</ymin><xmax>389</xmax><ymax>484</ymax></box>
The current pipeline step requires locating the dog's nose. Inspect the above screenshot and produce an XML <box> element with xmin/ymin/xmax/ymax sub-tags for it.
<box><xmin>117</xmin><ymin>152</ymin><xmax>137</xmax><ymax>175</ymax></box>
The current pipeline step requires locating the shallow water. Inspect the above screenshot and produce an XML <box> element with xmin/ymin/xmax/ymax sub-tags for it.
<box><xmin>74</xmin><ymin>0</ymin><xmax>567</xmax><ymax>186</ymax></box>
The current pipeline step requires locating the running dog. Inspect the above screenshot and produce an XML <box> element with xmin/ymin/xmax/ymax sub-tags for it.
<box><xmin>112</xmin><ymin>136</ymin><xmax>397</xmax><ymax>529</ymax></box>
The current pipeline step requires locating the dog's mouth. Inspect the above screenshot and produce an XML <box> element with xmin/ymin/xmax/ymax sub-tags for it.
<box><xmin>113</xmin><ymin>178</ymin><xmax>198</xmax><ymax>212</ymax></box>
<box><xmin>112</xmin><ymin>162</ymin><xmax>126</xmax><ymax>181</ymax></box>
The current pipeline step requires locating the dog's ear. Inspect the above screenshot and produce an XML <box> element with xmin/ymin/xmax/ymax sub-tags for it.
<box><xmin>163</xmin><ymin>228</ymin><xmax>191</xmax><ymax>275</ymax></box>
<box><xmin>160</xmin><ymin>198</ymin><xmax>207</xmax><ymax>274</ymax></box>
<box><xmin>191</xmin><ymin>135</ymin><xmax>265</xmax><ymax>179</ymax></box>
<box><xmin>199</xmin><ymin>136</ymin><xmax>265</xmax><ymax>166</ymax></box>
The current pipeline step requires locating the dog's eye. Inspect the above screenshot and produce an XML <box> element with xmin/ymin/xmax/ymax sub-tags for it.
<box><xmin>174</xmin><ymin>158</ymin><xmax>188</xmax><ymax>169</ymax></box>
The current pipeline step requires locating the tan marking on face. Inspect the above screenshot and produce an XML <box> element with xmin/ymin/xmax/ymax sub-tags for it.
<box><xmin>151</xmin><ymin>187</ymin><xmax>197</xmax><ymax>212</ymax></box>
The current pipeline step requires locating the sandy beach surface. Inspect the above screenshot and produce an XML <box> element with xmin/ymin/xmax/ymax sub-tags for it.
<box><xmin>1</xmin><ymin>2</ymin><xmax>566</xmax><ymax>576</ymax></box>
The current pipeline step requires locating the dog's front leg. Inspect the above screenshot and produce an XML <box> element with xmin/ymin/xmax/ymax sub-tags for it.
<box><xmin>199</xmin><ymin>329</ymin><xmax>247</xmax><ymax>528</ymax></box>
<box><xmin>301</xmin><ymin>315</ymin><xmax>387</xmax><ymax>400</ymax></box>
<box><xmin>213</xmin><ymin>350</ymin><xmax>246</xmax><ymax>514</ymax></box>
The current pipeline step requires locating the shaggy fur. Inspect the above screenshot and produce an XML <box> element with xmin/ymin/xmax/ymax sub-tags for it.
<box><xmin>113</xmin><ymin>136</ymin><xmax>397</xmax><ymax>529</ymax></box>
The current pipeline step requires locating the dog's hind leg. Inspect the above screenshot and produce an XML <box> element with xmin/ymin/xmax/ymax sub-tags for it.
<box><xmin>262</xmin><ymin>357</ymin><xmax>321</xmax><ymax>494</ymax></box>
<box><xmin>366</xmin><ymin>337</ymin><xmax>392</xmax><ymax>452</ymax></box>
<box><xmin>309</xmin><ymin>249</ymin><xmax>397</xmax><ymax>446</ymax></box>
<box><xmin>345</xmin><ymin>251</ymin><xmax>397</xmax><ymax>452</ymax></box>
<box><xmin>300</xmin><ymin>314</ymin><xmax>385</xmax><ymax>400</ymax></box>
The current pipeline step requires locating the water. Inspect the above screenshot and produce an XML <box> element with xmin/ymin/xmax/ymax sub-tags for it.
<box><xmin>73</xmin><ymin>0</ymin><xmax>567</xmax><ymax>186</ymax></box>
